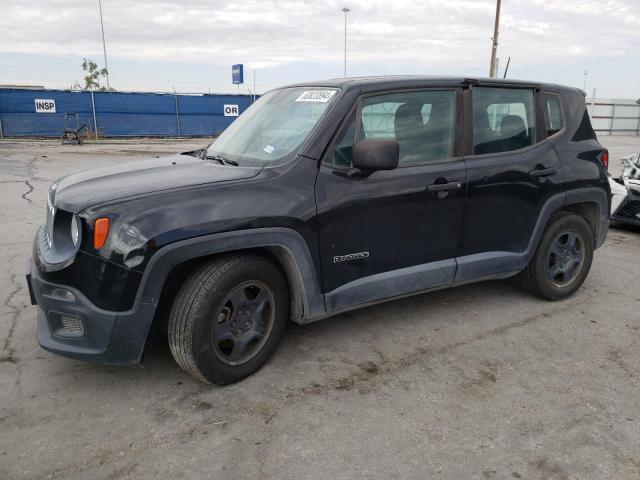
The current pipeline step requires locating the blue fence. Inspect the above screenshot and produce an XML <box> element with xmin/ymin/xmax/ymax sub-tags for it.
<box><xmin>0</xmin><ymin>89</ymin><xmax>254</xmax><ymax>137</ymax></box>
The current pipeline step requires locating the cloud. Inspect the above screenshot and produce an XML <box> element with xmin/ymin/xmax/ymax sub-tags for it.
<box><xmin>0</xmin><ymin>0</ymin><xmax>637</xmax><ymax>95</ymax></box>
<box><xmin>0</xmin><ymin>0</ymin><xmax>636</xmax><ymax>63</ymax></box>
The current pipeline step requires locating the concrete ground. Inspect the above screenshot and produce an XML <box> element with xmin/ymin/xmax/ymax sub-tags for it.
<box><xmin>1</xmin><ymin>136</ymin><xmax>639</xmax><ymax>480</ymax></box>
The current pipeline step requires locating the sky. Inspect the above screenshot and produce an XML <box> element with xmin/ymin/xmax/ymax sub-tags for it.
<box><xmin>1</xmin><ymin>0</ymin><xmax>638</xmax><ymax>98</ymax></box>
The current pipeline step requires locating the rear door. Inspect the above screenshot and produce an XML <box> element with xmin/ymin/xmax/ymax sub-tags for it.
<box><xmin>457</xmin><ymin>86</ymin><xmax>563</xmax><ymax>280</ymax></box>
<box><xmin>315</xmin><ymin>89</ymin><xmax>467</xmax><ymax>310</ymax></box>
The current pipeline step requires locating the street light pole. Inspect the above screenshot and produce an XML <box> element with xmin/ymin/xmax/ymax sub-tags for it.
<box><xmin>583</xmin><ymin>70</ymin><xmax>589</xmax><ymax>91</ymax></box>
<box><xmin>98</xmin><ymin>0</ymin><xmax>110</xmax><ymax>89</ymax></box>
<box><xmin>489</xmin><ymin>0</ymin><xmax>501</xmax><ymax>78</ymax></box>
<box><xmin>342</xmin><ymin>7</ymin><xmax>350</xmax><ymax>78</ymax></box>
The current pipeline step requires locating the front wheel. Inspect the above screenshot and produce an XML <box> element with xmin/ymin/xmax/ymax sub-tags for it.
<box><xmin>519</xmin><ymin>212</ymin><xmax>594</xmax><ymax>300</ymax></box>
<box><xmin>168</xmin><ymin>254</ymin><xmax>289</xmax><ymax>385</ymax></box>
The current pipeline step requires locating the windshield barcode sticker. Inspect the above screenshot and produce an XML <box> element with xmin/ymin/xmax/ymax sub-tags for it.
<box><xmin>295</xmin><ymin>90</ymin><xmax>336</xmax><ymax>103</ymax></box>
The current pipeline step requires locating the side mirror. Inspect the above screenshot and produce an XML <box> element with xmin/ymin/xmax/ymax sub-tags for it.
<box><xmin>352</xmin><ymin>139</ymin><xmax>399</xmax><ymax>171</ymax></box>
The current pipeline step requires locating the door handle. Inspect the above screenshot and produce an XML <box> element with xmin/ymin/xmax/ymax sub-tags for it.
<box><xmin>529</xmin><ymin>167</ymin><xmax>557</xmax><ymax>178</ymax></box>
<box><xmin>426</xmin><ymin>182</ymin><xmax>462</xmax><ymax>193</ymax></box>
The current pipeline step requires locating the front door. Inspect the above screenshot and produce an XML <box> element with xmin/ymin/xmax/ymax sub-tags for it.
<box><xmin>315</xmin><ymin>89</ymin><xmax>467</xmax><ymax>311</ymax></box>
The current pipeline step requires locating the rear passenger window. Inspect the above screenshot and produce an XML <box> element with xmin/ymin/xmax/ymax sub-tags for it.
<box><xmin>360</xmin><ymin>90</ymin><xmax>456</xmax><ymax>165</ymax></box>
<box><xmin>472</xmin><ymin>87</ymin><xmax>536</xmax><ymax>155</ymax></box>
<box><xmin>543</xmin><ymin>94</ymin><xmax>563</xmax><ymax>136</ymax></box>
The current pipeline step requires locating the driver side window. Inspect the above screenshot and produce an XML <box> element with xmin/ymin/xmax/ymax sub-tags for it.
<box><xmin>362</xmin><ymin>91</ymin><xmax>455</xmax><ymax>165</ymax></box>
<box><xmin>326</xmin><ymin>90</ymin><xmax>456</xmax><ymax>167</ymax></box>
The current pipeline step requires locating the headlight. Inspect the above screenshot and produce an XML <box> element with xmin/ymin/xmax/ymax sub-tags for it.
<box><xmin>70</xmin><ymin>215</ymin><xmax>80</xmax><ymax>247</ymax></box>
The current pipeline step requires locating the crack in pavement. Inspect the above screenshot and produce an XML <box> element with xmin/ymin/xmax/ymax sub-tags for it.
<box><xmin>39</xmin><ymin>415</ymin><xmax>233</xmax><ymax>479</ymax></box>
<box><xmin>1</xmin><ymin>273</ymin><xmax>22</xmax><ymax>362</ymax></box>
<box><xmin>21</xmin><ymin>180</ymin><xmax>34</xmax><ymax>204</ymax></box>
<box><xmin>1</xmin><ymin>272</ymin><xmax>25</xmax><ymax>398</ymax></box>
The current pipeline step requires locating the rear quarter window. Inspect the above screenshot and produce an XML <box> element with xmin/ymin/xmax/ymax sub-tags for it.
<box><xmin>542</xmin><ymin>93</ymin><xmax>564</xmax><ymax>137</ymax></box>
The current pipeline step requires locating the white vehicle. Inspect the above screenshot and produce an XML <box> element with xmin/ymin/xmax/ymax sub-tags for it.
<box><xmin>609</xmin><ymin>153</ymin><xmax>640</xmax><ymax>225</ymax></box>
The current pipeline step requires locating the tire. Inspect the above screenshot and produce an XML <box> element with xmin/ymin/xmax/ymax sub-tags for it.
<box><xmin>519</xmin><ymin>212</ymin><xmax>594</xmax><ymax>300</ymax></box>
<box><xmin>168</xmin><ymin>254</ymin><xmax>288</xmax><ymax>385</ymax></box>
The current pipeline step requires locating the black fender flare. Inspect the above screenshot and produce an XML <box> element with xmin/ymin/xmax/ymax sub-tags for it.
<box><xmin>564</xmin><ymin>187</ymin><xmax>609</xmax><ymax>248</ymax></box>
<box><xmin>134</xmin><ymin>227</ymin><xmax>326</xmax><ymax>325</ymax></box>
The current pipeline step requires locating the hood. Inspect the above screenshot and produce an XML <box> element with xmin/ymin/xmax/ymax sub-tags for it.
<box><xmin>52</xmin><ymin>153</ymin><xmax>261</xmax><ymax>212</ymax></box>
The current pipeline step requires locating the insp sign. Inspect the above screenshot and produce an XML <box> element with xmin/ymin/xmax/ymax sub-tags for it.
<box><xmin>35</xmin><ymin>99</ymin><xmax>56</xmax><ymax>113</ymax></box>
<box><xmin>223</xmin><ymin>104</ymin><xmax>239</xmax><ymax>117</ymax></box>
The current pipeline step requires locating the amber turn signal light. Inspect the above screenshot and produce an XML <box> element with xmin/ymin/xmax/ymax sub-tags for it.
<box><xmin>93</xmin><ymin>217</ymin><xmax>110</xmax><ymax>249</ymax></box>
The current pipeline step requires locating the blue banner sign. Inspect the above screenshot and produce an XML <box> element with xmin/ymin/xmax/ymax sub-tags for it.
<box><xmin>232</xmin><ymin>64</ymin><xmax>244</xmax><ymax>85</ymax></box>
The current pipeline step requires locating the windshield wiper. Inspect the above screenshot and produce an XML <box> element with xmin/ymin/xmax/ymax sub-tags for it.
<box><xmin>203</xmin><ymin>154</ymin><xmax>239</xmax><ymax>166</ymax></box>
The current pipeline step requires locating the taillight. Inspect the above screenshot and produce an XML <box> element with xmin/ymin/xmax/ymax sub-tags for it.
<box><xmin>93</xmin><ymin>217</ymin><xmax>110</xmax><ymax>249</ymax></box>
<box><xmin>601</xmin><ymin>150</ymin><xmax>609</xmax><ymax>170</ymax></box>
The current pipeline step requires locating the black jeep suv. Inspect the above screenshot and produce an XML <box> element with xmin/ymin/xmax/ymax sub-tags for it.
<box><xmin>27</xmin><ymin>77</ymin><xmax>610</xmax><ymax>384</ymax></box>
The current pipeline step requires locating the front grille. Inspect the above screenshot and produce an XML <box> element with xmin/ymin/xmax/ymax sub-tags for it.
<box><xmin>48</xmin><ymin>311</ymin><xmax>86</xmax><ymax>338</ymax></box>
<box><xmin>618</xmin><ymin>200</ymin><xmax>640</xmax><ymax>219</ymax></box>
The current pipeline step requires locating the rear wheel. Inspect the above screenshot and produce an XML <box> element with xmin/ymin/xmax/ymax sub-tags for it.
<box><xmin>168</xmin><ymin>254</ymin><xmax>288</xmax><ymax>384</ymax></box>
<box><xmin>519</xmin><ymin>212</ymin><xmax>594</xmax><ymax>300</ymax></box>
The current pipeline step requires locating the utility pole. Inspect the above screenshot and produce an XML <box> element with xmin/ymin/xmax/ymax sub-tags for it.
<box><xmin>98</xmin><ymin>0</ymin><xmax>110</xmax><ymax>89</ymax></box>
<box><xmin>342</xmin><ymin>7</ymin><xmax>350</xmax><ymax>78</ymax></box>
<box><xmin>489</xmin><ymin>0</ymin><xmax>501</xmax><ymax>78</ymax></box>
<box><xmin>253</xmin><ymin>68</ymin><xmax>256</xmax><ymax>103</ymax></box>
<box><xmin>172</xmin><ymin>87</ymin><xmax>180</xmax><ymax>137</ymax></box>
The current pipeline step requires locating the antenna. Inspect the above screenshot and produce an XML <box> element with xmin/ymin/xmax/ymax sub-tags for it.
<box><xmin>503</xmin><ymin>57</ymin><xmax>511</xmax><ymax>79</ymax></box>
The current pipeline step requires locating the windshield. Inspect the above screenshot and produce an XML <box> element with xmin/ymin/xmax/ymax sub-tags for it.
<box><xmin>206</xmin><ymin>87</ymin><xmax>339</xmax><ymax>165</ymax></box>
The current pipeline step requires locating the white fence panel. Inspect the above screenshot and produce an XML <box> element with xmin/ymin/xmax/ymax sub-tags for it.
<box><xmin>587</xmin><ymin>98</ymin><xmax>640</xmax><ymax>136</ymax></box>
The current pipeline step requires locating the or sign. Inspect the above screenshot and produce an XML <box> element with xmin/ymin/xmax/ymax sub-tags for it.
<box><xmin>223</xmin><ymin>104</ymin><xmax>239</xmax><ymax>117</ymax></box>
<box><xmin>232</xmin><ymin>64</ymin><xmax>244</xmax><ymax>84</ymax></box>
<box><xmin>35</xmin><ymin>99</ymin><xmax>56</xmax><ymax>113</ymax></box>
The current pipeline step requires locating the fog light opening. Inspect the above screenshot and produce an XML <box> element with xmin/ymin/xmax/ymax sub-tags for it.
<box><xmin>49</xmin><ymin>287</ymin><xmax>76</xmax><ymax>302</ymax></box>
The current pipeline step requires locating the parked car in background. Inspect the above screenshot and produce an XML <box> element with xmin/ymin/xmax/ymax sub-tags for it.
<box><xmin>27</xmin><ymin>76</ymin><xmax>610</xmax><ymax>384</ymax></box>
<box><xmin>609</xmin><ymin>153</ymin><xmax>640</xmax><ymax>225</ymax></box>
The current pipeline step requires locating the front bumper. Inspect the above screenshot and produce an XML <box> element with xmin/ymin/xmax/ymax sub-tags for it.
<box><xmin>27</xmin><ymin>258</ymin><xmax>155</xmax><ymax>365</ymax></box>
